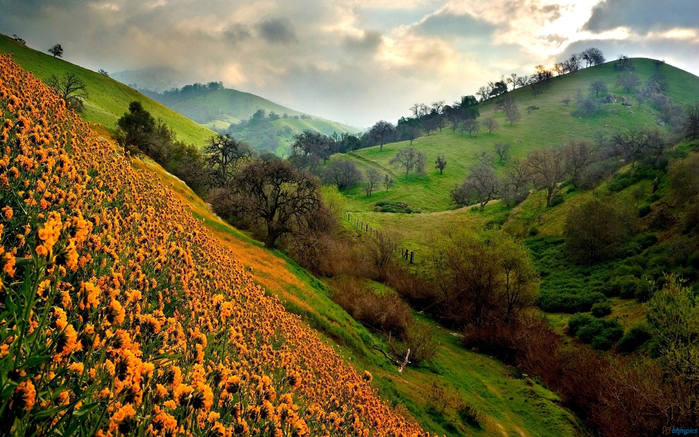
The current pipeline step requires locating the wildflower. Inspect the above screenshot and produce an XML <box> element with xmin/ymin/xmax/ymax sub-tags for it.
<box><xmin>14</xmin><ymin>379</ymin><xmax>36</xmax><ymax>411</ymax></box>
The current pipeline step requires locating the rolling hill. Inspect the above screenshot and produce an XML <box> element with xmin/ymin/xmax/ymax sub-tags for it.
<box><xmin>338</xmin><ymin>58</ymin><xmax>699</xmax><ymax>214</ymax></box>
<box><xmin>140</xmin><ymin>84</ymin><xmax>360</xmax><ymax>155</ymax></box>
<box><xmin>0</xmin><ymin>33</ymin><xmax>215</xmax><ymax>146</ymax></box>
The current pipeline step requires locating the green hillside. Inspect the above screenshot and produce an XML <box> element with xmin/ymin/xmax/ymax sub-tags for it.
<box><xmin>0</xmin><ymin>33</ymin><xmax>214</xmax><ymax>145</ymax></box>
<box><xmin>339</xmin><ymin>58</ymin><xmax>699</xmax><ymax>213</ymax></box>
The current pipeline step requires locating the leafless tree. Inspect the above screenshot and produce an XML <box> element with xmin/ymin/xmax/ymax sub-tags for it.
<box><xmin>204</xmin><ymin>133</ymin><xmax>254</xmax><ymax>188</ymax></box>
<box><xmin>435</xmin><ymin>155</ymin><xmax>447</xmax><ymax>174</ymax></box>
<box><xmin>482</xmin><ymin>117</ymin><xmax>500</xmax><ymax>134</ymax></box>
<box><xmin>684</xmin><ymin>101</ymin><xmax>699</xmax><ymax>140</ymax></box>
<box><xmin>498</xmin><ymin>95</ymin><xmax>521</xmax><ymax>125</ymax></box>
<box><xmin>383</xmin><ymin>174</ymin><xmax>394</xmax><ymax>191</ymax></box>
<box><xmin>47</xmin><ymin>72</ymin><xmax>88</xmax><ymax>112</ymax></box>
<box><xmin>462</xmin><ymin>118</ymin><xmax>480</xmax><ymax>136</ymax></box>
<box><xmin>370</xmin><ymin>120</ymin><xmax>396</xmax><ymax>151</ymax></box>
<box><xmin>617</xmin><ymin>72</ymin><xmax>641</xmax><ymax>93</ymax></box>
<box><xmin>390</xmin><ymin>147</ymin><xmax>427</xmax><ymax>178</ymax></box>
<box><xmin>582</xmin><ymin>47</ymin><xmax>606</xmax><ymax>67</ymax></box>
<box><xmin>322</xmin><ymin>160</ymin><xmax>364</xmax><ymax>190</ymax></box>
<box><xmin>590</xmin><ymin>80</ymin><xmax>608</xmax><ymax>97</ymax></box>
<box><xmin>563</xmin><ymin>140</ymin><xmax>595</xmax><ymax>187</ymax></box>
<box><xmin>525</xmin><ymin>148</ymin><xmax>566</xmax><ymax>207</ymax></box>
<box><xmin>501</xmin><ymin>158</ymin><xmax>530</xmax><ymax>206</ymax></box>
<box><xmin>494</xmin><ymin>143</ymin><xmax>511</xmax><ymax>163</ymax></box>
<box><xmin>473</xmin><ymin>151</ymin><xmax>496</xmax><ymax>168</ymax></box>
<box><xmin>452</xmin><ymin>163</ymin><xmax>499</xmax><ymax>211</ymax></box>
<box><xmin>364</xmin><ymin>168</ymin><xmax>382</xmax><ymax>197</ymax></box>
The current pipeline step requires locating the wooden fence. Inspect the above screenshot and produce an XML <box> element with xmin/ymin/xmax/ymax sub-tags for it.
<box><xmin>344</xmin><ymin>213</ymin><xmax>416</xmax><ymax>264</ymax></box>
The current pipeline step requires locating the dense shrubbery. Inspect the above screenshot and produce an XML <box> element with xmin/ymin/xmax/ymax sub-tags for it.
<box><xmin>617</xmin><ymin>326</ymin><xmax>653</xmax><ymax>354</ymax></box>
<box><xmin>568</xmin><ymin>314</ymin><xmax>624</xmax><ymax>350</ymax></box>
<box><xmin>375</xmin><ymin>201</ymin><xmax>415</xmax><ymax>213</ymax></box>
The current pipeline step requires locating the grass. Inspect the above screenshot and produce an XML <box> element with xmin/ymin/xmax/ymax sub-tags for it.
<box><xmin>338</xmin><ymin>58</ymin><xmax>699</xmax><ymax>213</ymax></box>
<box><xmin>0</xmin><ymin>33</ymin><xmax>214</xmax><ymax>146</ymax></box>
<box><xmin>133</xmin><ymin>153</ymin><xmax>587</xmax><ymax>436</ymax></box>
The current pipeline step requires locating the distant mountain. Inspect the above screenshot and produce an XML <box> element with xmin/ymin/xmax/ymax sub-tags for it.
<box><xmin>138</xmin><ymin>82</ymin><xmax>360</xmax><ymax>156</ymax></box>
<box><xmin>111</xmin><ymin>67</ymin><xmax>194</xmax><ymax>93</ymax></box>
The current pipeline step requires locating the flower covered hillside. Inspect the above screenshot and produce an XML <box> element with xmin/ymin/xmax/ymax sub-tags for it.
<box><xmin>0</xmin><ymin>55</ymin><xmax>424</xmax><ymax>437</ymax></box>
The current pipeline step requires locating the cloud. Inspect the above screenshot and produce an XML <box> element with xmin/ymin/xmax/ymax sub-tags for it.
<box><xmin>344</xmin><ymin>30</ymin><xmax>384</xmax><ymax>56</ymax></box>
<box><xmin>584</xmin><ymin>0</ymin><xmax>699</xmax><ymax>34</ymax></box>
<box><xmin>257</xmin><ymin>17</ymin><xmax>297</xmax><ymax>44</ymax></box>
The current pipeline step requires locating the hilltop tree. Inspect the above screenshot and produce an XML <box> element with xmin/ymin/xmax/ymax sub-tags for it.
<box><xmin>444</xmin><ymin>105</ymin><xmax>463</xmax><ymax>133</ymax></box>
<box><xmin>116</xmin><ymin>101</ymin><xmax>156</xmax><ymax>153</ymax></box>
<box><xmin>498</xmin><ymin>95</ymin><xmax>521</xmax><ymax>125</ymax></box>
<box><xmin>397</xmin><ymin>119</ymin><xmax>421</xmax><ymax>144</ymax></box>
<box><xmin>364</xmin><ymin>168</ymin><xmax>382</xmax><ymax>197</ymax></box>
<box><xmin>390</xmin><ymin>147</ymin><xmax>426</xmax><ymax>178</ymax></box>
<box><xmin>582</xmin><ymin>48</ymin><xmax>605</xmax><ymax>67</ymax></box>
<box><xmin>231</xmin><ymin>159</ymin><xmax>322</xmax><ymax>248</ymax></box>
<box><xmin>370</xmin><ymin>120</ymin><xmax>396</xmax><ymax>151</ymax></box>
<box><xmin>589</xmin><ymin>80</ymin><xmax>608</xmax><ymax>97</ymax></box>
<box><xmin>204</xmin><ymin>133</ymin><xmax>254</xmax><ymax>188</ymax></box>
<box><xmin>48</xmin><ymin>44</ymin><xmax>63</xmax><ymax>58</ymax></box>
<box><xmin>435</xmin><ymin>155</ymin><xmax>447</xmax><ymax>174</ymax></box>
<box><xmin>46</xmin><ymin>72</ymin><xmax>88</xmax><ymax>112</ymax></box>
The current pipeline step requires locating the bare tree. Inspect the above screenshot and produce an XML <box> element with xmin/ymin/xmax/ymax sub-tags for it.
<box><xmin>48</xmin><ymin>44</ymin><xmax>63</xmax><ymax>58</ymax></box>
<box><xmin>46</xmin><ymin>72</ymin><xmax>88</xmax><ymax>112</ymax></box>
<box><xmin>435</xmin><ymin>155</ymin><xmax>447</xmax><ymax>174</ymax></box>
<box><xmin>290</xmin><ymin>131</ymin><xmax>334</xmax><ymax>171</ymax></box>
<box><xmin>230</xmin><ymin>159</ymin><xmax>322</xmax><ymax>248</ymax></box>
<box><xmin>383</xmin><ymin>174</ymin><xmax>394</xmax><ymax>191</ymax></box>
<box><xmin>565</xmin><ymin>198</ymin><xmax>628</xmax><ymax>263</ymax></box>
<box><xmin>494</xmin><ymin>143</ymin><xmax>511</xmax><ymax>163</ymax></box>
<box><xmin>364</xmin><ymin>168</ymin><xmax>382</xmax><ymax>197</ymax></box>
<box><xmin>501</xmin><ymin>158</ymin><xmax>530</xmax><ymax>206</ymax></box>
<box><xmin>482</xmin><ymin>117</ymin><xmax>500</xmax><ymax>134</ymax></box>
<box><xmin>684</xmin><ymin>101</ymin><xmax>699</xmax><ymax>140</ymax></box>
<box><xmin>617</xmin><ymin>72</ymin><xmax>641</xmax><ymax>93</ymax></box>
<box><xmin>444</xmin><ymin>105</ymin><xmax>462</xmax><ymax>133</ymax></box>
<box><xmin>389</xmin><ymin>147</ymin><xmax>426</xmax><ymax>178</ymax></box>
<box><xmin>525</xmin><ymin>148</ymin><xmax>566</xmax><ymax>207</ymax></box>
<box><xmin>474</xmin><ymin>151</ymin><xmax>496</xmax><ymax>168</ymax></box>
<box><xmin>563</xmin><ymin>140</ymin><xmax>595</xmax><ymax>187</ymax></box>
<box><xmin>370</xmin><ymin>120</ymin><xmax>396</xmax><ymax>151</ymax></box>
<box><xmin>462</xmin><ymin>118</ymin><xmax>480</xmax><ymax>136</ymax></box>
<box><xmin>322</xmin><ymin>160</ymin><xmax>364</xmax><ymax>191</ymax></box>
<box><xmin>498</xmin><ymin>95</ymin><xmax>521</xmax><ymax>125</ymax></box>
<box><xmin>452</xmin><ymin>163</ymin><xmax>499</xmax><ymax>211</ymax></box>
<box><xmin>589</xmin><ymin>81</ymin><xmax>608</xmax><ymax>97</ymax></box>
<box><xmin>204</xmin><ymin>133</ymin><xmax>254</xmax><ymax>187</ymax></box>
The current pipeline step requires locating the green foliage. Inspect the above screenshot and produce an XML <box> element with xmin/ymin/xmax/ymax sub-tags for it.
<box><xmin>539</xmin><ymin>291</ymin><xmax>606</xmax><ymax>313</ymax></box>
<box><xmin>591</xmin><ymin>301</ymin><xmax>612</xmax><ymax>317</ymax></box>
<box><xmin>374</xmin><ymin>201</ymin><xmax>414</xmax><ymax>214</ymax></box>
<box><xmin>617</xmin><ymin>326</ymin><xmax>653</xmax><ymax>354</ymax></box>
<box><xmin>567</xmin><ymin>313</ymin><xmax>624</xmax><ymax>350</ymax></box>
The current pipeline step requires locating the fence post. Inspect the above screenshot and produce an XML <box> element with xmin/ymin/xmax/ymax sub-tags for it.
<box><xmin>410</xmin><ymin>251</ymin><xmax>414</xmax><ymax>264</ymax></box>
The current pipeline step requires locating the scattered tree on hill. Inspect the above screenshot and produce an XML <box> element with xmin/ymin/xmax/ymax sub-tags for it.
<box><xmin>12</xmin><ymin>35</ymin><xmax>26</xmax><ymax>44</ymax></box>
<box><xmin>668</xmin><ymin>152</ymin><xmax>699</xmax><ymax>205</ymax></box>
<box><xmin>474</xmin><ymin>151</ymin><xmax>496</xmax><ymax>168</ymax></box>
<box><xmin>451</xmin><ymin>163</ymin><xmax>499</xmax><ymax>211</ymax></box>
<box><xmin>482</xmin><ymin>117</ymin><xmax>500</xmax><ymax>134</ymax></box>
<box><xmin>230</xmin><ymin>159</ymin><xmax>322</xmax><ymax>248</ymax></box>
<box><xmin>364</xmin><ymin>168</ymin><xmax>382</xmax><ymax>196</ymax></box>
<box><xmin>525</xmin><ymin>148</ymin><xmax>566</xmax><ymax>207</ymax></box>
<box><xmin>590</xmin><ymin>80</ymin><xmax>608</xmax><ymax>97</ymax></box>
<box><xmin>444</xmin><ymin>105</ymin><xmax>463</xmax><ymax>133</ymax></box>
<box><xmin>322</xmin><ymin>160</ymin><xmax>363</xmax><ymax>191</ymax></box>
<box><xmin>563</xmin><ymin>140</ymin><xmax>594</xmax><ymax>187</ymax></box>
<box><xmin>397</xmin><ymin>119</ymin><xmax>420</xmax><ymax>144</ymax></box>
<box><xmin>617</xmin><ymin>72</ymin><xmax>641</xmax><ymax>93</ymax></box>
<box><xmin>290</xmin><ymin>131</ymin><xmax>334</xmax><ymax>171</ymax></box>
<box><xmin>428</xmin><ymin>229</ymin><xmax>538</xmax><ymax>326</ymax></box>
<box><xmin>501</xmin><ymin>158</ymin><xmax>530</xmax><ymax>206</ymax></box>
<box><xmin>98</xmin><ymin>69</ymin><xmax>109</xmax><ymax>77</ymax></box>
<box><xmin>204</xmin><ymin>133</ymin><xmax>254</xmax><ymax>188</ymax></box>
<box><xmin>116</xmin><ymin>101</ymin><xmax>156</xmax><ymax>153</ymax></box>
<box><xmin>498</xmin><ymin>95</ymin><xmax>521</xmax><ymax>125</ymax></box>
<box><xmin>370</xmin><ymin>120</ymin><xmax>396</xmax><ymax>151</ymax></box>
<box><xmin>684</xmin><ymin>102</ymin><xmax>699</xmax><ymax>140</ymax></box>
<box><xmin>46</xmin><ymin>72</ymin><xmax>89</xmax><ymax>112</ymax></box>
<box><xmin>462</xmin><ymin>118</ymin><xmax>480</xmax><ymax>136</ymax></box>
<box><xmin>383</xmin><ymin>174</ymin><xmax>394</xmax><ymax>191</ymax></box>
<box><xmin>564</xmin><ymin>198</ymin><xmax>629</xmax><ymax>263</ymax></box>
<box><xmin>48</xmin><ymin>44</ymin><xmax>63</xmax><ymax>58</ymax></box>
<box><xmin>389</xmin><ymin>147</ymin><xmax>426</xmax><ymax>178</ymax></box>
<box><xmin>435</xmin><ymin>155</ymin><xmax>447</xmax><ymax>174</ymax></box>
<box><xmin>494</xmin><ymin>143</ymin><xmax>511</xmax><ymax>163</ymax></box>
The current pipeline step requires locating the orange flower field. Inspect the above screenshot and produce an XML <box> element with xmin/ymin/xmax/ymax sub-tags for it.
<box><xmin>0</xmin><ymin>55</ymin><xmax>426</xmax><ymax>436</ymax></box>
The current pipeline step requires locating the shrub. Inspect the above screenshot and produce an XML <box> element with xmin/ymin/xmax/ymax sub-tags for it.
<box><xmin>638</xmin><ymin>205</ymin><xmax>652</xmax><ymax>217</ymax></box>
<box><xmin>549</xmin><ymin>195</ymin><xmax>565</xmax><ymax>207</ymax></box>
<box><xmin>388</xmin><ymin>322</ymin><xmax>439</xmax><ymax>365</ymax></box>
<box><xmin>458</xmin><ymin>402</ymin><xmax>485</xmax><ymax>429</ymax></box>
<box><xmin>568</xmin><ymin>313</ymin><xmax>595</xmax><ymax>336</ymax></box>
<box><xmin>591</xmin><ymin>301</ymin><xmax>612</xmax><ymax>317</ymax></box>
<box><xmin>617</xmin><ymin>326</ymin><xmax>652</xmax><ymax>354</ymax></box>
<box><xmin>569</xmin><ymin>314</ymin><xmax>624</xmax><ymax>350</ymax></box>
<box><xmin>539</xmin><ymin>291</ymin><xmax>607</xmax><ymax>313</ymax></box>
<box><xmin>635</xmin><ymin>281</ymin><xmax>655</xmax><ymax>302</ymax></box>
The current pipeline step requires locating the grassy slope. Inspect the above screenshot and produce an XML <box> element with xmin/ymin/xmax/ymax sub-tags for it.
<box><xmin>131</xmin><ymin>155</ymin><xmax>585</xmax><ymax>437</ymax></box>
<box><xmin>340</xmin><ymin>58</ymin><xmax>699</xmax><ymax>215</ymax></box>
<box><xmin>0</xmin><ymin>33</ymin><xmax>214</xmax><ymax>146</ymax></box>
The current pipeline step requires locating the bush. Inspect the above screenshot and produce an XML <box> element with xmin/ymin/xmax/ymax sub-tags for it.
<box><xmin>568</xmin><ymin>313</ymin><xmax>595</xmax><ymax>336</ymax></box>
<box><xmin>613</xmin><ymin>275</ymin><xmax>645</xmax><ymax>299</ymax></box>
<box><xmin>638</xmin><ymin>205</ymin><xmax>652</xmax><ymax>217</ymax></box>
<box><xmin>539</xmin><ymin>291</ymin><xmax>607</xmax><ymax>313</ymax></box>
<box><xmin>374</xmin><ymin>201</ymin><xmax>414</xmax><ymax>214</ymax></box>
<box><xmin>617</xmin><ymin>326</ymin><xmax>652</xmax><ymax>354</ymax></box>
<box><xmin>549</xmin><ymin>195</ymin><xmax>565</xmax><ymax>207</ymax></box>
<box><xmin>568</xmin><ymin>314</ymin><xmax>624</xmax><ymax>350</ymax></box>
<box><xmin>458</xmin><ymin>402</ymin><xmax>485</xmax><ymax>429</ymax></box>
<box><xmin>635</xmin><ymin>233</ymin><xmax>658</xmax><ymax>249</ymax></box>
<box><xmin>635</xmin><ymin>281</ymin><xmax>655</xmax><ymax>302</ymax></box>
<box><xmin>591</xmin><ymin>301</ymin><xmax>612</xmax><ymax>317</ymax></box>
<box><xmin>388</xmin><ymin>322</ymin><xmax>438</xmax><ymax>365</ymax></box>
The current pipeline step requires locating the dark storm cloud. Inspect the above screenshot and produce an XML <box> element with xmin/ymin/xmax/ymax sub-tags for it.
<box><xmin>257</xmin><ymin>18</ymin><xmax>297</xmax><ymax>44</ymax></box>
<box><xmin>584</xmin><ymin>0</ymin><xmax>699</xmax><ymax>33</ymax></box>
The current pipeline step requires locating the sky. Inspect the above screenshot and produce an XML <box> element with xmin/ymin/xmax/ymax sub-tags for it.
<box><xmin>2</xmin><ymin>0</ymin><xmax>698</xmax><ymax>127</ymax></box>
